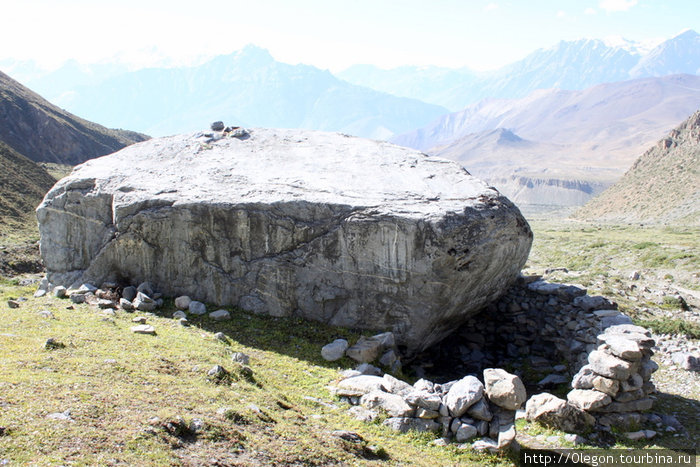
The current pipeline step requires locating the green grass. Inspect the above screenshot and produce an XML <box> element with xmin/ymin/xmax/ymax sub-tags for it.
<box><xmin>634</xmin><ymin>318</ymin><xmax>700</xmax><ymax>339</ymax></box>
<box><xmin>0</xmin><ymin>285</ymin><xmax>513</xmax><ymax>466</ymax></box>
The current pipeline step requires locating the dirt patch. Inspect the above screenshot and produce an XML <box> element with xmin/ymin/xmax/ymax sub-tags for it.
<box><xmin>0</xmin><ymin>241</ymin><xmax>43</xmax><ymax>277</ymax></box>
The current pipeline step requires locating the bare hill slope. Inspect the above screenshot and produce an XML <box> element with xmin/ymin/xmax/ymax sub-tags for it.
<box><xmin>0</xmin><ymin>70</ymin><xmax>148</xmax><ymax>165</ymax></box>
<box><xmin>576</xmin><ymin>110</ymin><xmax>700</xmax><ymax>224</ymax></box>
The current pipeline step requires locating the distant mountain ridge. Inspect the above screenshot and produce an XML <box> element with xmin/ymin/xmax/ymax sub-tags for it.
<box><xmin>0</xmin><ymin>70</ymin><xmax>148</xmax><ymax>165</ymax></box>
<box><xmin>6</xmin><ymin>46</ymin><xmax>448</xmax><ymax>138</ymax></box>
<box><xmin>576</xmin><ymin>109</ymin><xmax>700</xmax><ymax>225</ymax></box>
<box><xmin>340</xmin><ymin>30</ymin><xmax>700</xmax><ymax>110</ymax></box>
<box><xmin>393</xmin><ymin>74</ymin><xmax>700</xmax><ymax>210</ymax></box>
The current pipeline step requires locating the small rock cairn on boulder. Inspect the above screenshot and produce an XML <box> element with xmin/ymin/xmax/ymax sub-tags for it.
<box><xmin>36</xmin><ymin>127</ymin><xmax>532</xmax><ymax>352</ymax></box>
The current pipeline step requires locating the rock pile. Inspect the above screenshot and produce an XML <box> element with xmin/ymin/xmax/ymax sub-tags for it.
<box><xmin>322</xmin><ymin>331</ymin><xmax>402</xmax><ymax>373</ymax></box>
<box><xmin>34</xmin><ymin>278</ymin><xmax>233</xmax><ymax>329</ymax></box>
<box><xmin>411</xmin><ymin>276</ymin><xmax>628</xmax><ymax>381</ymax></box>
<box><xmin>333</xmin><ymin>368</ymin><xmax>526</xmax><ymax>451</ymax></box>
<box><xmin>568</xmin><ymin>323</ymin><xmax>657</xmax><ymax>423</ymax></box>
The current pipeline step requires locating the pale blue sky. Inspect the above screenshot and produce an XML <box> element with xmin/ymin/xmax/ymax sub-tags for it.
<box><xmin>1</xmin><ymin>0</ymin><xmax>698</xmax><ymax>71</ymax></box>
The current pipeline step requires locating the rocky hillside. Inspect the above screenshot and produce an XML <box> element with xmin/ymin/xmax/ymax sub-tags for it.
<box><xmin>0</xmin><ymin>70</ymin><xmax>148</xmax><ymax>165</ymax></box>
<box><xmin>0</xmin><ymin>140</ymin><xmax>55</xmax><ymax>220</ymax></box>
<box><xmin>576</xmin><ymin>110</ymin><xmax>700</xmax><ymax>224</ymax></box>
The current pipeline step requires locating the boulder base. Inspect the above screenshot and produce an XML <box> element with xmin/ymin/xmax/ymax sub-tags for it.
<box><xmin>37</xmin><ymin>128</ymin><xmax>532</xmax><ymax>350</ymax></box>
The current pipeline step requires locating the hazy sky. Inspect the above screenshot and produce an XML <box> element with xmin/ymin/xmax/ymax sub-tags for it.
<box><xmin>1</xmin><ymin>0</ymin><xmax>698</xmax><ymax>71</ymax></box>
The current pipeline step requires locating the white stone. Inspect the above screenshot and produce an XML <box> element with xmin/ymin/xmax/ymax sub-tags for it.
<box><xmin>209</xmin><ymin>309</ymin><xmax>231</xmax><ymax>321</ymax></box>
<box><xmin>335</xmin><ymin>375</ymin><xmax>385</xmax><ymax>397</ymax></box>
<box><xmin>444</xmin><ymin>375</ymin><xmax>484</xmax><ymax>417</ymax></box>
<box><xmin>321</xmin><ymin>339</ymin><xmax>349</xmax><ymax>361</ymax></box>
<box><xmin>131</xmin><ymin>324</ymin><xmax>156</xmax><ymax>335</ymax></box>
<box><xmin>188</xmin><ymin>301</ymin><xmax>207</xmax><ymax>315</ymax></box>
<box><xmin>483</xmin><ymin>368</ymin><xmax>526</xmax><ymax>410</ymax></box>
<box><xmin>37</xmin><ymin>129</ymin><xmax>532</xmax><ymax>351</ymax></box>
<box><xmin>567</xmin><ymin>389</ymin><xmax>611</xmax><ymax>411</ymax></box>
<box><xmin>360</xmin><ymin>391</ymin><xmax>414</xmax><ymax>417</ymax></box>
<box><xmin>175</xmin><ymin>295</ymin><xmax>192</xmax><ymax>310</ymax></box>
<box><xmin>172</xmin><ymin>310</ymin><xmax>187</xmax><ymax>319</ymax></box>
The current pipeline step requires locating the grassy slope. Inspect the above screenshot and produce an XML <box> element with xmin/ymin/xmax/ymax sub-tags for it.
<box><xmin>0</xmin><ymin>286</ymin><xmax>510</xmax><ymax>466</ymax></box>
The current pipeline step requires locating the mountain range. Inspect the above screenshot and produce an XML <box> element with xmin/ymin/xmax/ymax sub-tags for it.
<box><xmin>1</xmin><ymin>46</ymin><xmax>448</xmax><ymax>139</ymax></box>
<box><xmin>391</xmin><ymin>74</ymin><xmax>700</xmax><ymax>210</ymax></box>
<box><xmin>1</xmin><ymin>30</ymin><xmax>698</xmax><ymax>215</ymax></box>
<box><xmin>340</xmin><ymin>29</ymin><xmax>700</xmax><ymax>110</ymax></box>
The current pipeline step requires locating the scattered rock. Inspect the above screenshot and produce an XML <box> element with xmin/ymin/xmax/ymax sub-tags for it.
<box><xmin>322</xmin><ymin>339</ymin><xmax>349</xmax><ymax>361</ymax></box>
<box><xmin>6</xmin><ymin>300</ymin><xmax>19</xmax><ymax>308</ymax></box>
<box><xmin>53</xmin><ymin>286</ymin><xmax>67</xmax><ymax>298</ymax></box>
<box><xmin>46</xmin><ymin>410</ymin><xmax>73</xmax><ymax>421</ymax></box>
<box><xmin>210</xmin><ymin>121</ymin><xmax>225</xmax><ymax>131</ymax></box>
<box><xmin>175</xmin><ymin>295</ymin><xmax>192</xmax><ymax>310</ymax></box>
<box><xmin>209</xmin><ymin>309</ymin><xmax>231</xmax><ymax>321</ymax></box>
<box><xmin>189</xmin><ymin>301</ymin><xmax>207</xmax><ymax>315</ymax></box>
<box><xmin>122</xmin><ymin>286</ymin><xmax>137</xmax><ymax>301</ymax></box>
<box><xmin>231</xmin><ymin>352</ymin><xmax>250</xmax><ymax>365</ymax></box>
<box><xmin>131</xmin><ymin>324</ymin><xmax>156</xmax><ymax>335</ymax></box>
<box><xmin>172</xmin><ymin>310</ymin><xmax>187</xmax><ymax>319</ymax></box>
<box><xmin>132</xmin><ymin>316</ymin><xmax>148</xmax><ymax>324</ymax></box>
<box><xmin>44</xmin><ymin>338</ymin><xmax>65</xmax><ymax>350</ymax></box>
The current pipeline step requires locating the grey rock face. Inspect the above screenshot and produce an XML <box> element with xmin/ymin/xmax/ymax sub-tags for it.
<box><xmin>37</xmin><ymin>129</ymin><xmax>532</xmax><ymax>350</ymax></box>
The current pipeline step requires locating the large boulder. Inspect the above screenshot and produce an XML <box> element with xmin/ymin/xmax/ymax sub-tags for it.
<box><xmin>37</xmin><ymin>129</ymin><xmax>532</xmax><ymax>350</ymax></box>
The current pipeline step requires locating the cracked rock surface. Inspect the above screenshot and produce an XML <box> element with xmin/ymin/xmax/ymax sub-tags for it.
<box><xmin>37</xmin><ymin>128</ymin><xmax>532</xmax><ymax>350</ymax></box>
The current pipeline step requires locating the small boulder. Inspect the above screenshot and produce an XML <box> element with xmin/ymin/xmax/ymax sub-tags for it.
<box><xmin>122</xmin><ymin>286</ymin><xmax>137</xmax><ymax>302</ymax></box>
<box><xmin>455</xmin><ymin>423</ymin><xmax>478</xmax><ymax>442</ymax></box>
<box><xmin>483</xmin><ymin>368</ymin><xmax>526</xmax><ymax>410</ymax></box>
<box><xmin>131</xmin><ymin>324</ymin><xmax>156</xmax><ymax>335</ymax></box>
<box><xmin>567</xmin><ymin>389</ymin><xmax>611</xmax><ymax>411</ymax></box>
<box><xmin>133</xmin><ymin>292</ymin><xmax>156</xmax><ymax>312</ymax></box>
<box><xmin>189</xmin><ymin>301</ymin><xmax>207</xmax><ymax>315</ymax></box>
<box><xmin>444</xmin><ymin>375</ymin><xmax>484</xmax><ymax>417</ymax></box>
<box><xmin>335</xmin><ymin>375</ymin><xmax>385</xmax><ymax>397</ymax></box>
<box><xmin>209</xmin><ymin>309</ymin><xmax>231</xmax><ymax>321</ymax></box>
<box><xmin>53</xmin><ymin>286</ymin><xmax>67</xmax><ymax>298</ymax></box>
<box><xmin>360</xmin><ymin>391</ymin><xmax>414</xmax><ymax>417</ymax></box>
<box><xmin>525</xmin><ymin>393</ymin><xmax>595</xmax><ymax>434</ymax></box>
<box><xmin>175</xmin><ymin>295</ymin><xmax>192</xmax><ymax>310</ymax></box>
<box><xmin>588</xmin><ymin>349</ymin><xmax>635</xmax><ymax>380</ymax></box>
<box><xmin>172</xmin><ymin>310</ymin><xmax>187</xmax><ymax>319</ymax></box>
<box><xmin>321</xmin><ymin>339</ymin><xmax>349</xmax><ymax>361</ymax></box>
<box><xmin>382</xmin><ymin>417</ymin><xmax>439</xmax><ymax>433</ymax></box>
<box><xmin>211</xmin><ymin>121</ymin><xmax>225</xmax><ymax>131</ymax></box>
